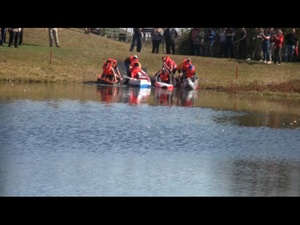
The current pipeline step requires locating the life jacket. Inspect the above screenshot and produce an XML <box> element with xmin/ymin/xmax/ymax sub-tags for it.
<box><xmin>185</xmin><ymin>65</ymin><xmax>195</xmax><ymax>78</ymax></box>
<box><xmin>178</xmin><ymin>58</ymin><xmax>191</xmax><ymax>73</ymax></box>
<box><xmin>163</xmin><ymin>56</ymin><xmax>177</xmax><ymax>71</ymax></box>
<box><xmin>102</xmin><ymin>62</ymin><xmax>114</xmax><ymax>76</ymax></box>
<box><xmin>160</xmin><ymin>69</ymin><xmax>169</xmax><ymax>82</ymax></box>
<box><xmin>130</xmin><ymin>66</ymin><xmax>143</xmax><ymax>79</ymax></box>
<box><xmin>130</xmin><ymin>59</ymin><xmax>140</xmax><ymax>69</ymax></box>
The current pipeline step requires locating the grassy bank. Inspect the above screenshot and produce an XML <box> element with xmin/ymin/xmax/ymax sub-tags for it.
<box><xmin>1</xmin><ymin>28</ymin><xmax>300</xmax><ymax>97</ymax></box>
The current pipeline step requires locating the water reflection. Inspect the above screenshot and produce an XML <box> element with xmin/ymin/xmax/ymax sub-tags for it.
<box><xmin>96</xmin><ymin>85</ymin><xmax>123</xmax><ymax>103</ymax></box>
<box><xmin>1</xmin><ymin>82</ymin><xmax>300</xmax><ymax>130</ymax></box>
<box><xmin>95</xmin><ymin>86</ymin><xmax>198</xmax><ymax>107</ymax></box>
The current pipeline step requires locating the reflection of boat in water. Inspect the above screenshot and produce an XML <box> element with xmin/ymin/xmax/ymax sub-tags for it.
<box><xmin>96</xmin><ymin>86</ymin><xmax>123</xmax><ymax>103</ymax></box>
<box><xmin>154</xmin><ymin>88</ymin><xmax>174</xmax><ymax>106</ymax></box>
<box><xmin>127</xmin><ymin>87</ymin><xmax>151</xmax><ymax>105</ymax></box>
<box><xmin>177</xmin><ymin>89</ymin><xmax>198</xmax><ymax>107</ymax></box>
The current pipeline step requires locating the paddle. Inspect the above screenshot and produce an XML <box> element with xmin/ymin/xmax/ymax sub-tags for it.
<box><xmin>122</xmin><ymin>74</ymin><xmax>133</xmax><ymax>80</ymax></box>
<box><xmin>115</xmin><ymin>67</ymin><xmax>123</xmax><ymax>81</ymax></box>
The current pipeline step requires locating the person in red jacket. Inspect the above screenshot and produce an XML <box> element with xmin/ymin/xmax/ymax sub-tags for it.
<box><xmin>98</xmin><ymin>58</ymin><xmax>122</xmax><ymax>82</ymax></box>
<box><xmin>272</xmin><ymin>29</ymin><xmax>284</xmax><ymax>65</ymax></box>
<box><xmin>162</xmin><ymin>55</ymin><xmax>178</xmax><ymax>75</ymax></box>
<box><xmin>185</xmin><ymin>64</ymin><xmax>196</xmax><ymax>79</ymax></box>
<box><xmin>155</xmin><ymin>68</ymin><xmax>171</xmax><ymax>83</ymax></box>
<box><xmin>130</xmin><ymin>62</ymin><xmax>147</xmax><ymax>79</ymax></box>
<box><xmin>176</xmin><ymin>58</ymin><xmax>192</xmax><ymax>84</ymax></box>
<box><xmin>124</xmin><ymin>55</ymin><xmax>141</xmax><ymax>76</ymax></box>
<box><xmin>177</xmin><ymin>58</ymin><xmax>192</xmax><ymax>76</ymax></box>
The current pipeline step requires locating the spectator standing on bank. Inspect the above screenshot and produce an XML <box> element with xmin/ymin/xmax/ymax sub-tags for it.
<box><xmin>84</xmin><ymin>28</ymin><xmax>90</xmax><ymax>34</ymax></box>
<box><xmin>273</xmin><ymin>29</ymin><xmax>284</xmax><ymax>65</ymax></box>
<box><xmin>19</xmin><ymin>28</ymin><xmax>24</xmax><ymax>46</ymax></box>
<box><xmin>268</xmin><ymin>28</ymin><xmax>275</xmax><ymax>61</ymax></box>
<box><xmin>235</xmin><ymin>28</ymin><xmax>247</xmax><ymax>60</ymax></box>
<box><xmin>193</xmin><ymin>28</ymin><xmax>205</xmax><ymax>56</ymax></box>
<box><xmin>189</xmin><ymin>28</ymin><xmax>199</xmax><ymax>55</ymax></box>
<box><xmin>219</xmin><ymin>28</ymin><xmax>227</xmax><ymax>57</ymax></box>
<box><xmin>261</xmin><ymin>28</ymin><xmax>271</xmax><ymax>64</ymax></box>
<box><xmin>252</xmin><ymin>28</ymin><xmax>264</xmax><ymax>61</ymax></box>
<box><xmin>8</xmin><ymin>28</ymin><xmax>21</xmax><ymax>48</ymax></box>
<box><xmin>45</xmin><ymin>28</ymin><xmax>61</xmax><ymax>47</ymax></box>
<box><xmin>129</xmin><ymin>28</ymin><xmax>143</xmax><ymax>52</ymax></box>
<box><xmin>0</xmin><ymin>28</ymin><xmax>7</xmax><ymax>46</ymax></box>
<box><xmin>284</xmin><ymin>28</ymin><xmax>298</xmax><ymax>62</ymax></box>
<box><xmin>151</xmin><ymin>28</ymin><xmax>163</xmax><ymax>53</ymax></box>
<box><xmin>163</xmin><ymin>28</ymin><xmax>178</xmax><ymax>54</ymax></box>
<box><xmin>224</xmin><ymin>28</ymin><xmax>235</xmax><ymax>58</ymax></box>
<box><xmin>204</xmin><ymin>28</ymin><xmax>216</xmax><ymax>57</ymax></box>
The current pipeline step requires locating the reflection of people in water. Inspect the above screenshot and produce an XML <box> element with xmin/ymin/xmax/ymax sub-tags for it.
<box><xmin>129</xmin><ymin>88</ymin><xmax>139</xmax><ymax>105</ymax></box>
<box><xmin>154</xmin><ymin>89</ymin><xmax>173</xmax><ymax>106</ymax></box>
<box><xmin>178</xmin><ymin>90</ymin><xmax>196</xmax><ymax>107</ymax></box>
<box><xmin>96</xmin><ymin>86</ymin><xmax>121</xmax><ymax>103</ymax></box>
<box><xmin>128</xmin><ymin>88</ymin><xmax>151</xmax><ymax>105</ymax></box>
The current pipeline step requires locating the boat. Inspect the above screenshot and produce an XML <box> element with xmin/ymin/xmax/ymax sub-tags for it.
<box><xmin>127</xmin><ymin>77</ymin><xmax>152</xmax><ymax>88</ymax></box>
<box><xmin>179</xmin><ymin>76</ymin><xmax>199</xmax><ymax>90</ymax></box>
<box><xmin>154</xmin><ymin>75</ymin><xmax>175</xmax><ymax>90</ymax></box>
<box><xmin>123</xmin><ymin>70</ymin><xmax>152</xmax><ymax>88</ymax></box>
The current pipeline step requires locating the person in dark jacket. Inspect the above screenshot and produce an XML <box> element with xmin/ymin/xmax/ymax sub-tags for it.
<box><xmin>129</xmin><ymin>28</ymin><xmax>144</xmax><ymax>52</ymax></box>
<box><xmin>284</xmin><ymin>28</ymin><xmax>298</xmax><ymax>62</ymax></box>
<box><xmin>163</xmin><ymin>28</ymin><xmax>178</xmax><ymax>54</ymax></box>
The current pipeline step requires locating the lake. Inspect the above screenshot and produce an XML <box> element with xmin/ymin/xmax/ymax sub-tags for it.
<box><xmin>0</xmin><ymin>82</ymin><xmax>300</xmax><ymax>196</ymax></box>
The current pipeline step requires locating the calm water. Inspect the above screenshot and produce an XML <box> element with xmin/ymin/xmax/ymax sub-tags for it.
<box><xmin>1</xmin><ymin>83</ymin><xmax>300</xmax><ymax>196</ymax></box>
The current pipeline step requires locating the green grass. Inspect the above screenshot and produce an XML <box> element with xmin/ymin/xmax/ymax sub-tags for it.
<box><xmin>1</xmin><ymin>28</ymin><xmax>300</xmax><ymax>96</ymax></box>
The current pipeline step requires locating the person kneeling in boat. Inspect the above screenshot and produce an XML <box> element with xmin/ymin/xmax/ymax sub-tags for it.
<box><xmin>184</xmin><ymin>64</ymin><xmax>198</xmax><ymax>82</ymax></box>
<box><xmin>162</xmin><ymin>56</ymin><xmax>177</xmax><ymax>85</ymax></box>
<box><xmin>130</xmin><ymin>62</ymin><xmax>147</xmax><ymax>79</ymax></box>
<box><xmin>124</xmin><ymin>55</ymin><xmax>141</xmax><ymax>77</ymax></box>
<box><xmin>162</xmin><ymin>55</ymin><xmax>178</xmax><ymax>75</ymax></box>
<box><xmin>177</xmin><ymin>58</ymin><xmax>192</xmax><ymax>85</ymax></box>
<box><xmin>98</xmin><ymin>58</ymin><xmax>122</xmax><ymax>82</ymax></box>
<box><xmin>155</xmin><ymin>68</ymin><xmax>171</xmax><ymax>84</ymax></box>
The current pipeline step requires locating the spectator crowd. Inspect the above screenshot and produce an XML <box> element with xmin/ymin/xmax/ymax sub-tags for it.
<box><xmin>128</xmin><ymin>28</ymin><xmax>299</xmax><ymax>64</ymax></box>
<box><xmin>1</xmin><ymin>28</ymin><xmax>298</xmax><ymax>63</ymax></box>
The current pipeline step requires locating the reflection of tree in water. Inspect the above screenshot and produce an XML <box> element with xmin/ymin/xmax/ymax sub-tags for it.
<box><xmin>231</xmin><ymin>159</ymin><xmax>300</xmax><ymax>196</ymax></box>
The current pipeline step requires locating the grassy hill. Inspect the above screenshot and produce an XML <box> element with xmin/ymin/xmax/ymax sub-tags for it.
<box><xmin>1</xmin><ymin>28</ymin><xmax>300</xmax><ymax>96</ymax></box>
